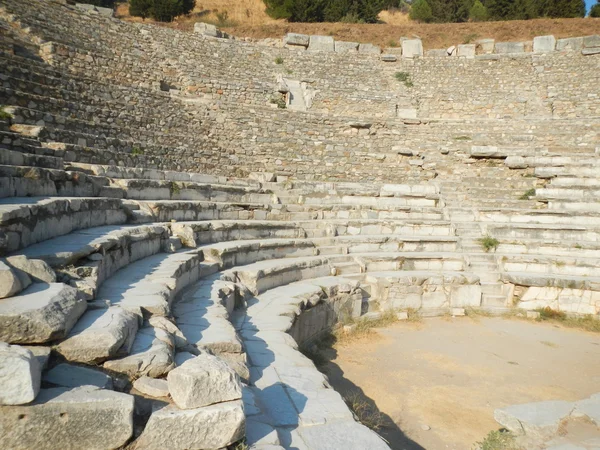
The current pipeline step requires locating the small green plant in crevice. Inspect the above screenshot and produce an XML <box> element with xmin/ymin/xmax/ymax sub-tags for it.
<box><xmin>274</xmin><ymin>56</ymin><xmax>284</xmax><ymax>65</ymax></box>
<box><xmin>519</xmin><ymin>188</ymin><xmax>536</xmax><ymax>200</ymax></box>
<box><xmin>0</xmin><ymin>106</ymin><xmax>12</xmax><ymax>120</ymax></box>
<box><xmin>479</xmin><ymin>235</ymin><xmax>499</xmax><ymax>252</ymax></box>
<box><xmin>476</xmin><ymin>429</ymin><xmax>520</xmax><ymax>450</ymax></box>
<box><xmin>343</xmin><ymin>391</ymin><xmax>386</xmax><ymax>432</ymax></box>
<box><xmin>270</xmin><ymin>96</ymin><xmax>287</xmax><ymax>109</ymax></box>
<box><xmin>394</xmin><ymin>71</ymin><xmax>413</xmax><ymax>88</ymax></box>
<box><xmin>453</xmin><ymin>135</ymin><xmax>472</xmax><ymax>141</ymax></box>
<box><xmin>131</xmin><ymin>147</ymin><xmax>144</xmax><ymax>156</ymax></box>
<box><xmin>228</xmin><ymin>439</ymin><xmax>248</xmax><ymax>450</ymax></box>
<box><xmin>169</xmin><ymin>181</ymin><xmax>181</xmax><ymax>197</ymax></box>
<box><xmin>574</xmin><ymin>243</ymin><xmax>582</xmax><ymax>249</ymax></box>
<box><xmin>388</xmin><ymin>39</ymin><xmax>399</xmax><ymax>48</ymax></box>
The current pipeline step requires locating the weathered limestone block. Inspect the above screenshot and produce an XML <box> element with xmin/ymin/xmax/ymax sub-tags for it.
<box><xmin>495</xmin><ymin>42</ymin><xmax>525</xmax><ymax>54</ymax></box>
<box><xmin>133</xmin><ymin>376</ymin><xmax>169</xmax><ymax>398</ymax></box>
<box><xmin>55</xmin><ymin>306</ymin><xmax>139</xmax><ymax>363</ymax></box>
<box><xmin>556</xmin><ymin>37</ymin><xmax>583</xmax><ymax>51</ymax></box>
<box><xmin>44</xmin><ymin>363</ymin><xmax>113</xmax><ymax>389</ymax></box>
<box><xmin>583</xmin><ymin>35</ymin><xmax>600</xmax><ymax>48</ymax></box>
<box><xmin>167</xmin><ymin>353</ymin><xmax>242</xmax><ymax>409</ymax></box>
<box><xmin>582</xmin><ymin>47</ymin><xmax>600</xmax><ymax>56</ymax></box>
<box><xmin>308</xmin><ymin>35</ymin><xmax>335</xmax><ymax>52</ymax></box>
<box><xmin>450</xmin><ymin>285</ymin><xmax>482</xmax><ymax>307</ymax></box>
<box><xmin>380</xmin><ymin>54</ymin><xmax>397</xmax><ymax>62</ymax></box>
<box><xmin>0</xmin><ymin>283</ymin><xmax>85</xmax><ymax>344</ymax></box>
<box><xmin>194</xmin><ymin>22</ymin><xmax>222</xmax><ymax>38</ymax></box>
<box><xmin>402</xmin><ymin>39</ymin><xmax>423</xmax><ymax>58</ymax></box>
<box><xmin>533</xmin><ymin>35</ymin><xmax>556</xmax><ymax>53</ymax></box>
<box><xmin>475</xmin><ymin>38</ymin><xmax>495</xmax><ymax>54</ymax></box>
<box><xmin>5</xmin><ymin>255</ymin><xmax>56</xmax><ymax>283</ymax></box>
<box><xmin>148</xmin><ymin>316</ymin><xmax>188</xmax><ymax>349</ymax></box>
<box><xmin>24</xmin><ymin>346</ymin><xmax>51</xmax><ymax>370</ymax></box>
<box><xmin>104</xmin><ymin>325</ymin><xmax>175</xmax><ymax>378</ymax></box>
<box><xmin>457</xmin><ymin>44</ymin><xmax>476</xmax><ymax>58</ymax></box>
<box><xmin>0</xmin><ymin>343</ymin><xmax>41</xmax><ymax>405</ymax></box>
<box><xmin>335</xmin><ymin>41</ymin><xmax>359</xmax><ymax>53</ymax></box>
<box><xmin>0</xmin><ymin>260</ymin><xmax>23</xmax><ymax>298</ymax></box>
<box><xmin>494</xmin><ymin>400</ymin><xmax>574</xmax><ymax>441</ymax></box>
<box><xmin>358</xmin><ymin>43</ymin><xmax>381</xmax><ymax>54</ymax></box>
<box><xmin>134</xmin><ymin>400</ymin><xmax>244</xmax><ymax>450</ymax></box>
<box><xmin>0</xmin><ymin>386</ymin><xmax>134</xmax><ymax>450</ymax></box>
<box><xmin>284</xmin><ymin>33</ymin><xmax>309</xmax><ymax>47</ymax></box>
<box><xmin>426</xmin><ymin>49</ymin><xmax>448</xmax><ymax>57</ymax></box>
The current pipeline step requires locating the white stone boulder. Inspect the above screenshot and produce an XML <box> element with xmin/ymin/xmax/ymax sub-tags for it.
<box><xmin>308</xmin><ymin>35</ymin><xmax>335</xmax><ymax>52</ymax></box>
<box><xmin>0</xmin><ymin>386</ymin><xmax>134</xmax><ymax>449</ymax></box>
<box><xmin>284</xmin><ymin>33</ymin><xmax>309</xmax><ymax>47</ymax></box>
<box><xmin>194</xmin><ymin>22</ymin><xmax>222</xmax><ymax>38</ymax></box>
<box><xmin>104</xmin><ymin>325</ymin><xmax>175</xmax><ymax>378</ymax></box>
<box><xmin>55</xmin><ymin>306</ymin><xmax>139</xmax><ymax>363</ymax></box>
<box><xmin>457</xmin><ymin>44</ymin><xmax>476</xmax><ymax>58</ymax></box>
<box><xmin>134</xmin><ymin>400</ymin><xmax>245</xmax><ymax>449</ymax></box>
<box><xmin>44</xmin><ymin>363</ymin><xmax>113</xmax><ymax>389</ymax></box>
<box><xmin>0</xmin><ymin>342</ymin><xmax>41</xmax><ymax>405</ymax></box>
<box><xmin>6</xmin><ymin>255</ymin><xmax>56</xmax><ymax>283</ymax></box>
<box><xmin>167</xmin><ymin>353</ymin><xmax>242</xmax><ymax>409</ymax></box>
<box><xmin>533</xmin><ymin>35</ymin><xmax>556</xmax><ymax>53</ymax></box>
<box><xmin>0</xmin><ymin>260</ymin><xmax>23</xmax><ymax>298</ymax></box>
<box><xmin>402</xmin><ymin>39</ymin><xmax>423</xmax><ymax>58</ymax></box>
<box><xmin>0</xmin><ymin>283</ymin><xmax>85</xmax><ymax>344</ymax></box>
<box><xmin>133</xmin><ymin>376</ymin><xmax>169</xmax><ymax>398</ymax></box>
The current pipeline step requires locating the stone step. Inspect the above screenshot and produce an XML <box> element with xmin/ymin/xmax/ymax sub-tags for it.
<box><xmin>0</xmin><ymin>147</ymin><xmax>64</xmax><ymax>169</ymax></box>
<box><xmin>480</xmin><ymin>282</ymin><xmax>504</xmax><ymax>295</ymax></box>
<box><xmin>332</xmin><ymin>261</ymin><xmax>362</xmax><ymax>275</ymax></box>
<box><xmin>482</xmin><ymin>294</ymin><xmax>509</xmax><ymax>308</ymax></box>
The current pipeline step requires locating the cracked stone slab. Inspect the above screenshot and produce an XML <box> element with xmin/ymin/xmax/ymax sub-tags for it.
<box><xmin>0</xmin><ymin>283</ymin><xmax>86</xmax><ymax>344</ymax></box>
<box><xmin>133</xmin><ymin>376</ymin><xmax>169</xmax><ymax>398</ymax></box>
<box><xmin>104</xmin><ymin>325</ymin><xmax>174</xmax><ymax>378</ymax></box>
<box><xmin>0</xmin><ymin>385</ymin><xmax>134</xmax><ymax>449</ymax></box>
<box><xmin>55</xmin><ymin>306</ymin><xmax>139</xmax><ymax>363</ymax></box>
<box><xmin>133</xmin><ymin>400</ymin><xmax>244</xmax><ymax>449</ymax></box>
<box><xmin>44</xmin><ymin>363</ymin><xmax>113</xmax><ymax>389</ymax></box>
<box><xmin>494</xmin><ymin>400</ymin><xmax>574</xmax><ymax>441</ymax></box>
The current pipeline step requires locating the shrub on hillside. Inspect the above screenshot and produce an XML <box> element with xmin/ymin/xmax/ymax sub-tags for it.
<box><xmin>263</xmin><ymin>0</ymin><xmax>404</xmax><ymax>23</ymax></box>
<box><xmin>409</xmin><ymin>0</ymin><xmax>433</xmax><ymax>22</ymax></box>
<box><xmin>82</xmin><ymin>0</ymin><xmax>117</xmax><ymax>7</ymax></box>
<box><xmin>590</xmin><ymin>1</ymin><xmax>600</xmax><ymax>17</ymax></box>
<box><xmin>469</xmin><ymin>0</ymin><xmax>489</xmax><ymax>21</ymax></box>
<box><xmin>129</xmin><ymin>0</ymin><xmax>195</xmax><ymax>22</ymax></box>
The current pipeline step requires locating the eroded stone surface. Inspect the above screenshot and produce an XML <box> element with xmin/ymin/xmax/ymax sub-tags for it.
<box><xmin>0</xmin><ymin>342</ymin><xmax>41</xmax><ymax>405</ymax></box>
<box><xmin>44</xmin><ymin>363</ymin><xmax>113</xmax><ymax>389</ymax></box>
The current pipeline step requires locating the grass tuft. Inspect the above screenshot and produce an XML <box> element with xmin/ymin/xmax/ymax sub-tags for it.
<box><xmin>476</xmin><ymin>429</ymin><xmax>521</xmax><ymax>450</ymax></box>
<box><xmin>343</xmin><ymin>391</ymin><xmax>386</xmax><ymax>431</ymax></box>
<box><xmin>534</xmin><ymin>307</ymin><xmax>600</xmax><ymax>333</ymax></box>
<box><xmin>395</xmin><ymin>71</ymin><xmax>413</xmax><ymax>87</ymax></box>
<box><xmin>274</xmin><ymin>56</ymin><xmax>284</xmax><ymax>64</ymax></box>
<box><xmin>479</xmin><ymin>235</ymin><xmax>499</xmax><ymax>252</ymax></box>
<box><xmin>519</xmin><ymin>188</ymin><xmax>535</xmax><ymax>200</ymax></box>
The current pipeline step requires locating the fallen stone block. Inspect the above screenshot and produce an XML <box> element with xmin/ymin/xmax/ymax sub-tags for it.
<box><xmin>402</xmin><ymin>39</ymin><xmax>423</xmax><ymax>58</ymax></box>
<box><xmin>495</xmin><ymin>42</ymin><xmax>525</xmax><ymax>54</ymax></box>
<box><xmin>583</xmin><ymin>35</ymin><xmax>600</xmax><ymax>48</ymax></box>
<box><xmin>582</xmin><ymin>47</ymin><xmax>600</xmax><ymax>56</ymax></box>
<box><xmin>133</xmin><ymin>376</ymin><xmax>169</xmax><ymax>398</ymax></box>
<box><xmin>0</xmin><ymin>342</ymin><xmax>41</xmax><ymax>405</ymax></box>
<box><xmin>475</xmin><ymin>38</ymin><xmax>495</xmax><ymax>54</ymax></box>
<box><xmin>380</xmin><ymin>54</ymin><xmax>397</xmax><ymax>62</ymax></box>
<box><xmin>55</xmin><ymin>306</ymin><xmax>139</xmax><ymax>363</ymax></box>
<box><xmin>308</xmin><ymin>35</ymin><xmax>334</xmax><ymax>52</ymax></box>
<box><xmin>556</xmin><ymin>37</ymin><xmax>583</xmax><ymax>51</ymax></box>
<box><xmin>0</xmin><ymin>386</ymin><xmax>134</xmax><ymax>449</ymax></box>
<box><xmin>284</xmin><ymin>33</ymin><xmax>309</xmax><ymax>47</ymax></box>
<box><xmin>133</xmin><ymin>400</ymin><xmax>244</xmax><ymax>449</ymax></box>
<box><xmin>0</xmin><ymin>259</ymin><xmax>23</xmax><ymax>298</ymax></box>
<box><xmin>457</xmin><ymin>44</ymin><xmax>476</xmax><ymax>58</ymax></box>
<box><xmin>167</xmin><ymin>353</ymin><xmax>242</xmax><ymax>409</ymax></box>
<box><xmin>194</xmin><ymin>22</ymin><xmax>223</xmax><ymax>38</ymax></box>
<box><xmin>44</xmin><ymin>363</ymin><xmax>113</xmax><ymax>389</ymax></box>
<box><xmin>104</xmin><ymin>325</ymin><xmax>174</xmax><ymax>378</ymax></box>
<box><xmin>494</xmin><ymin>400</ymin><xmax>574</xmax><ymax>441</ymax></box>
<box><xmin>0</xmin><ymin>283</ymin><xmax>85</xmax><ymax>344</ymax></box>
<box><xmin>5</xmin><ymin>255</ymin><xmax>56</xmax><ymax>283</ymax></box>
<box><xmin>335</xmin><ymin>41</ymin><xmax>359</xmax><ymax>53</ymax></box>
<box><xmin>533</xmin><ymin>35</ymin><xmax>556</xmax><ymax>53</ymax></box>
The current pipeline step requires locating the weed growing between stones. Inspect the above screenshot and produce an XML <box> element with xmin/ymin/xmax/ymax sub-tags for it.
<box><xmin>519</xmin><ymin>188</ymin><xmax>536</xmax><ymax>200</ymax></box>
<box><xmin>475</xmin><ymin>429</ymin><xmax>521</xmax><ymax>450</ymax></box>
<box><xmin>343</xmin><ymin>391</ymin><xmax>386</xmax><ymax>432</ymax></box>
<box><xmin>0</xmin><ymin>106</ymin><xmax>12</xmax><ymax>120</ymax></box>
<box><xmin>270</xmin><ymin>96</ymin><xmax>287</xmax><ymax>109</ymax></box>
<box><xmin>479</xmin><ymin>235</ymin><xmax>499</xmax><ymax>252</ymax></box>
<box><xmin>394</xmin><ymin>71</ymin><xmax>414</xmax><ymax>87</ymax></box>
<box><xmin>453</xmin><ymin>135</ymin><xmax>472</xmax><ymax>140</ymax></box>
<box><xmin>131</xmin><ymin>146</ymin><xmax>144</xmax><ymax>156</ymax></box>
<box><xmin>463</xmin><ymin>33</ymin><xmax>479</xmax><ymax>44</ymax></box>
<box><xmin>228</xmin><ymin>439</ymin><xmax>248</xmax><ymax>450</ymax></box>
<box><xmin>388</xmin><ymin>39</ymin><xmax>399</xmax><ymax>47</ymax></box>
<box><xmin>274</xmin><ymin>56</ymin><xmax>284</xmax><ymax>64</ymax></box>
<box><xmin>169</xmin><ymin>182</ymin><xmax>181</xmax><ymax>196</ymax></box>
<box><xmin>535</xmin><ymin>307</ymin><xmax>600</xmax><ymax>333</ymax></box>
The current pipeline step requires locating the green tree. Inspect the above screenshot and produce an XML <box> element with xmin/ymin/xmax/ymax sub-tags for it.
<box><xmin>129</xmin><ymin>0</ymin><xmax>195</xmax><ymax>22</ymax></box>
<box><xmin>539</xmin><ymin>0</ymin><xmax>586</xmax><ymax>17</ymax></box>
<box><xmin>410</xmin><ymin>0</ymin><xmax>434</xmax><ymax>22</ymax></box>
<box><xmin>83</xmin><ymin>0</ymin><xmax>116</xmax><ymax>6</ymax></box>
<box><xmin>129</xmin><ymin>0</ymin><xmax>153</xmax><ymax>18</ymax></box>
<box><xmin>591</xmin><ymin>1</ymin><xmax>600</xmax><ymax>17</ymax></box>
<box><xmin>469</xmin><ymin>0</ymin><xmax>489</xmax><ymax>20</ymax></box>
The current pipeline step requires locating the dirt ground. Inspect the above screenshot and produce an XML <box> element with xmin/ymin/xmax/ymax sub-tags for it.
<box><xmin>115</xmin><ymin>1</ymin><xmax>600</xmax><ymax>50</ymax></box>
<box><xmin>322</xmin><ymin>317</ymin><xmax>600</xmax><ymax>450</ymax></box>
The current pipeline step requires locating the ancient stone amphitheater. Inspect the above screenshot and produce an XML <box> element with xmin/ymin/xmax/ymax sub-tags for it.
<box><xmin>0</xmin><ymin>0</ymin><xmax>599</xmax><ymax>449</ymax></box>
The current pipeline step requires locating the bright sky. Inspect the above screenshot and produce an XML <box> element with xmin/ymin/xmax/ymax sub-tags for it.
<box><xmin>585</xmin><ymin>0</ymin><xmax>596</xmax><ymax>13</ymax></box>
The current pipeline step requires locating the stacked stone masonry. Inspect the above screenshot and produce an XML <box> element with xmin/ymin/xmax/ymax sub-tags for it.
<box><xmin>0</xmin><ymin>0</ymin><xmax>599</xmax><ymax>449</ymax></box>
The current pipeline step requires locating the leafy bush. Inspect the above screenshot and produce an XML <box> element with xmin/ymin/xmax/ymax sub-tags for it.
<box><xmin>476</xmin><ymin>430</ymin><xmax>519</xmax><ymax>450</ymax></box>
<box><xmin>81</xmin><ymin>0</ymin><xmax>117</xmax><ymax>7</ymax></box>
<box><xmin>591</xmin><ymin>1</ymin><xmax>600</xmax><ymax>17</ymax></box>
<box><xmin>275</xmin><ymin>56</ymin><xmax>284</xmax><ymax>64</ymax></box>
<box><xmin>469</xmin><ymin>0</ymin><xmax>488</xmax><ymax>21</ymax></box>
<box><xmin>129</xmin><ymin>0</ymin><xmax>195</xmax><ymax>22</ymax></box>
<box><xmin>409</xmin><ymin>0</ymin><xmax>433</xmax><ymax>22</ymax></box>
<box><xmin>479</xmin><ymin>235</ymin><xmax>499</xmax><ymax>252</ymax></box>
<box><xmin>395</xmin><ymin>71</ymin><xmax>414</xmax><ymax>87</ymax></box>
